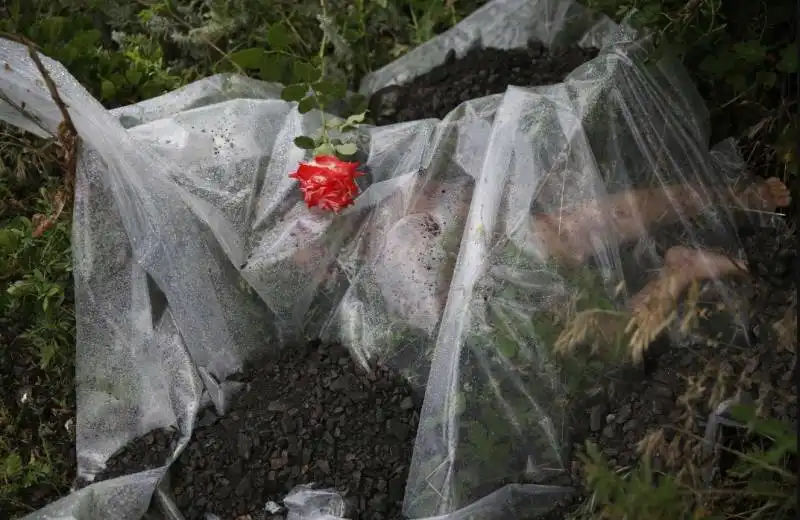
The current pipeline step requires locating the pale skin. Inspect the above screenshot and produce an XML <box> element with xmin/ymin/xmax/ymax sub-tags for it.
<box><xmin>290</xmin><ymin>174</ymin><xmax>790</xmax><ymax>335</ymax></box>
<box><xmin>525</xmin><ymin>176</ymin><xmax>792</xmax><ymax>309</ymax></box>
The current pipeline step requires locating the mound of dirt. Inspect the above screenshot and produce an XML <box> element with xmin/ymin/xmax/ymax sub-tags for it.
<box><xmin>369</xmin><ymin>41</ymin><xmax>599</xmax><ymax>125</ymax></box>
<box><xmin>96</xmin><ymin>343</ymin><xmax>420</xmax><ymax>520</ymax></box>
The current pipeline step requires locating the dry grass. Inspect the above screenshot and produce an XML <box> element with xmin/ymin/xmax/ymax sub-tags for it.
<box><xmin>554</xmin><ymin>273</ymin><xmax>705</xmax><ymax>364</ymax></box>
<box><xmin>558</xmin><ymin>246</ymin><xmax>795</xmax><ymax>519</ymax></box>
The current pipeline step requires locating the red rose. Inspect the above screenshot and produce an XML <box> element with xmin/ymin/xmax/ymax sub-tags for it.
<box><xmin>289</xmin><ymin>155</ymin><xmax>364</xmax><ymax>213</ymax></box>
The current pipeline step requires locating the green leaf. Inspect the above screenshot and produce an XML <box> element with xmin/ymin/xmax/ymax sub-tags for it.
<box><xmin>259</xmin><ymin>53</ymin><xmax>289</xmax><ymax>82</ymax></box>
<box><xmin>293</xmin><ymin>136</ymin><xmax>317</xmax><ymax>150</ymax></box>
<box><xmin>348</xmin><ymin>93</ymin><xmax>368</xmax><ymax>113</ymax></box>
<box><xmin>229</xmin><ymin>48</ymin><xmax>267</xmax><ymax>70</ymax></box>
<box><xmin>313</xmin><ymin>91</ymin><xmax>336</xmax><ymax>109</ymax></box>
<box><xmin>496</xmin><ymin>335</ymin><xmax>519</xmax><ymax>359</ymax></box>
<box><xmin>345</xmin><ymin>112</ymin><xmax>366</xmax><ymax>126</ymax></box>
<box><xmin>34</xmin><ymin>16</ymin><xmax>67</xmax><ymax>42</ymax></box>
<box><xmin>293</xmin><ymin>61</ymin><xmax>318</xmax><ymax>83</ymax></box>
<box><xmin>699</xmin><ymin>54</ymin><xmax>733</xmax><ymax>77</ymax></box>
<box><xmin>281</xmin><ymin>83</ymin><xmax>308</xmax><ymax>102</ymax></box>
<box><xmin>313</xmin><ymin>79</ymin><xmax>346</xmax><ymax>99</ymax></box>
<box><xmin>125</xmin><ymin>68</ymin><xmax>143</xmax><ymax>86</ymax></box>
<box><xmin>298</xmin><ymin>96</ymin><xmax>317</xmax><ymax>114</ymax></box>
<box><xmin>314</xmin><ymin>142</ymin><xmax>335</xmax><ymax>157</ymax></box>
<box><xmin>0</xmin><ymin>229</ymin><xmax>19</xmax><ymax>252</ymax></box>
<box><xmin>335</xmin><ymin>142</ymin><xmax>358</xmax><ymax>156</ymax></box>
<box><xmin>101</xmin><ymin>80</ymin><xmax>117</xmax><ymax>100</ymax></box>
<box><xmin>312</xmin><ymin>79</ymin><xmax>334</xmax><ymax>95</ymax></box>
<box><xmin>70</xmin><ymin>29</ymin><xmax>102</xmax><ymax>49</ymax></box>
<box><xmin>3</xmin><ymin>452</ymin><xmax>22</xmax><ymax>478</ymax></box>
<box><xmin>266</xmin><ymin>24</ymin><xmax>291</xmax><ymax>51</ymax></box>
<box><xmin>757</xmin><ymin>71</ymin><xmax>777</xmax><ymax>88</ymax></box>
<box><xmin>777</xmin><ymin>43</ymin><xmax>798</xmax><ymax>73</ymax></box>
<box><xmin>727</xmin><ymin>73</ymin><xmax>748</xmax><ymax>93</ymax></box>
<box><xmin>733</xmin><ymin>41</ymin><xmax>767</xmax><ymax>65</ymax></box>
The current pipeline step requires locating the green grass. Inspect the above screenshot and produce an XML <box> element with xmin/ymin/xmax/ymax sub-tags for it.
<box><xmin>0</xmin><ymin>143</ymin><xmax>74</xmax><ymax>516</ymax></box>
<box><xmin>0</xmin><ymin>0</ymin><xmax>795</xmax><ymax>518</ymax></box>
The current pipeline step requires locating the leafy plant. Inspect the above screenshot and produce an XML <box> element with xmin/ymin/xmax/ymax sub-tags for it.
<box><xmin>584</xmin><ymin>0</ymin><xmax>797</xmax><ymax>180</ymax></box>
<box><xmin>580</xmin><ymin>441</ymin><xmax>690</xmax><ymax>520</ymax></box>
<box><xmin>575</xmin><ymin>404</ymin><xmax>797</xmax><ymax>520</ymax></box>
<box><xmin>0</xmin><ymin>175</ymin><xmax>75</xmax><ymax>514</ymax></box>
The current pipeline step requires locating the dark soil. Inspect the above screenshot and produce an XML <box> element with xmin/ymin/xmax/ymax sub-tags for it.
<box><xmin>93</xmin><ymin>428</ymin><xmax>179</xmax><ymax>483</ymax></box>
<box><xmin>0</xmin><ymin>356</ymin><xmax>76</xmax><ymax>519</ymax></box>
<box><xmin>368</xmin><ymin>41</ymin><xmax>599</xmax><ymax>125</ymax></box>
<box><xmin>96</xmin><ymin>343</ymin><xmax>420</xmax><ymax>520</ymax></box>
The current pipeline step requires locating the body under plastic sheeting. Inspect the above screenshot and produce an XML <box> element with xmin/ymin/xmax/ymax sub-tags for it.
<box><xmin>402</xmin><ymin>46</ymin><xmax>774</xmax><ymax>520</ymax></box>
<box><xmin>0</xmin><ymin>0</ymin><xmax>781</xmax><ymax>518</ymax></box>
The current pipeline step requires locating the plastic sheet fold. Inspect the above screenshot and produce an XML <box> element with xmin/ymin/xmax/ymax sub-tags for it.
<box><xmin>0</xmin><ymin>0</ymin><xmax>777</xmax><ymax>518</ymax></box>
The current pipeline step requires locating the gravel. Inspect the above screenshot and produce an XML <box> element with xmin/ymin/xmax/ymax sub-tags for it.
<box><xmin>368</xmin><ymin>41</ymin><xmax>599</xmax><ymax>125</ymax></box>
<box><xmin>95</xmin><ymin>343</ymin><xmax>419</xmax><ymax>520</ymax></box>
<box><xmin>94</xmin><ymin>428</ymin><xmax>179</xmax><ymax>483</ymax></box>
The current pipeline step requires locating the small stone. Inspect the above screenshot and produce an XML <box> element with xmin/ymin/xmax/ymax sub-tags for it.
<box><xmin>234</xmin><ymin>474</ymin><xmax>252</xmax><ymax>497</ymax></box>
<box><xmin>317</xmin><ymin>459</ymin><xmax>331</xmax><ymax>474</ymax></box>
<box><xmin>268</xmin><ymin>400</ymin><xmax>289</xmax><ymax>413</ymax></box>
<box><xmin>388</xmin><ymin>475</ymin><xmax>405</xmax><ymax>498</ymax></box>
<box><xmin>368</xmin><ymin>493</ymin><xmax>389</xmax><ymax>512</ymax></box>
<box><xmin>622</xmin><ymin>419</ymin><xmax>638</xmax><ymax>433</ymax></box>
<box><xmin>400</xmin><ymin>396</ymin><xmax>414</xmax><ymax>410</ymax></box>
<box><xmin>349</xmin><ymin>391</ymin><xmax>368</xmax><ymax>402</ymax></box>
<box><xmin>237</xmin><ymin>433</ymin><xmax>252</xmax><ymax>460</ymax></box>
<box><xmin>616</xmin><ymin>404</ymin><xmax>632</xmax><ymax>424</ymax></box>
<box><xmin>652</xmin><ymin>384</ymin><xmax>674</xmax><ymax>400</ymax></box>
<box><xmin>330</xmin><ymin>377</ymin><xmax>349</xmax><ymax>391</ymax></box>
<box><xmin>590</xmin><ymin>403</ymin><xmax>607</xmax><ymax>432</ymax></box>
<box><xmin>386</xmin><ymin>419</ymin><xmax>410</xmax><ymax>440</ymax></box>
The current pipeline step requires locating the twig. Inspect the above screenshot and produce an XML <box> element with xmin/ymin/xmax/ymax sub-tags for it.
<box><xmin>1</xmin><ymin>32</ymin><xmax>80</xmax><ymax>235</ymax></box>
<box><xmin>1</xmin><ymin>32</ymin><xmax>75</xmax><ymax>132</ymax></box>
<box><xmin>665</xmin><ymin>425</ymin><xmax>797</xmax><ymax>481</ymax></box>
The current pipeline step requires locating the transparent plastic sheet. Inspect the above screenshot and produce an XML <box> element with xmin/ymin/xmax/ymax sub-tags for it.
<box><xmin>0</xmin><ymin>0</ymin><xmax>778</xmax><ymax>519</ymax></box>
<box><xmin>402</xmin><ymin>42</ymin><xmax>774</xmax><ymax>519</ymax></box>
<box><xmin>359</xmin><ymin>0</ymin><xmax>620</xmax><ymax>94</ymax></box>
<box><xmin>284</xmin><ymin>485</ymin><xmax>347</xmax><ymax>520</ymax></box>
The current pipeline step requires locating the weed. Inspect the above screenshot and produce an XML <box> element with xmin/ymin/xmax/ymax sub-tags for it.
<box><xmin>572</xmin><ymin>403</ymin><xmax>797</xmax><ymax>520</ymax></box>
